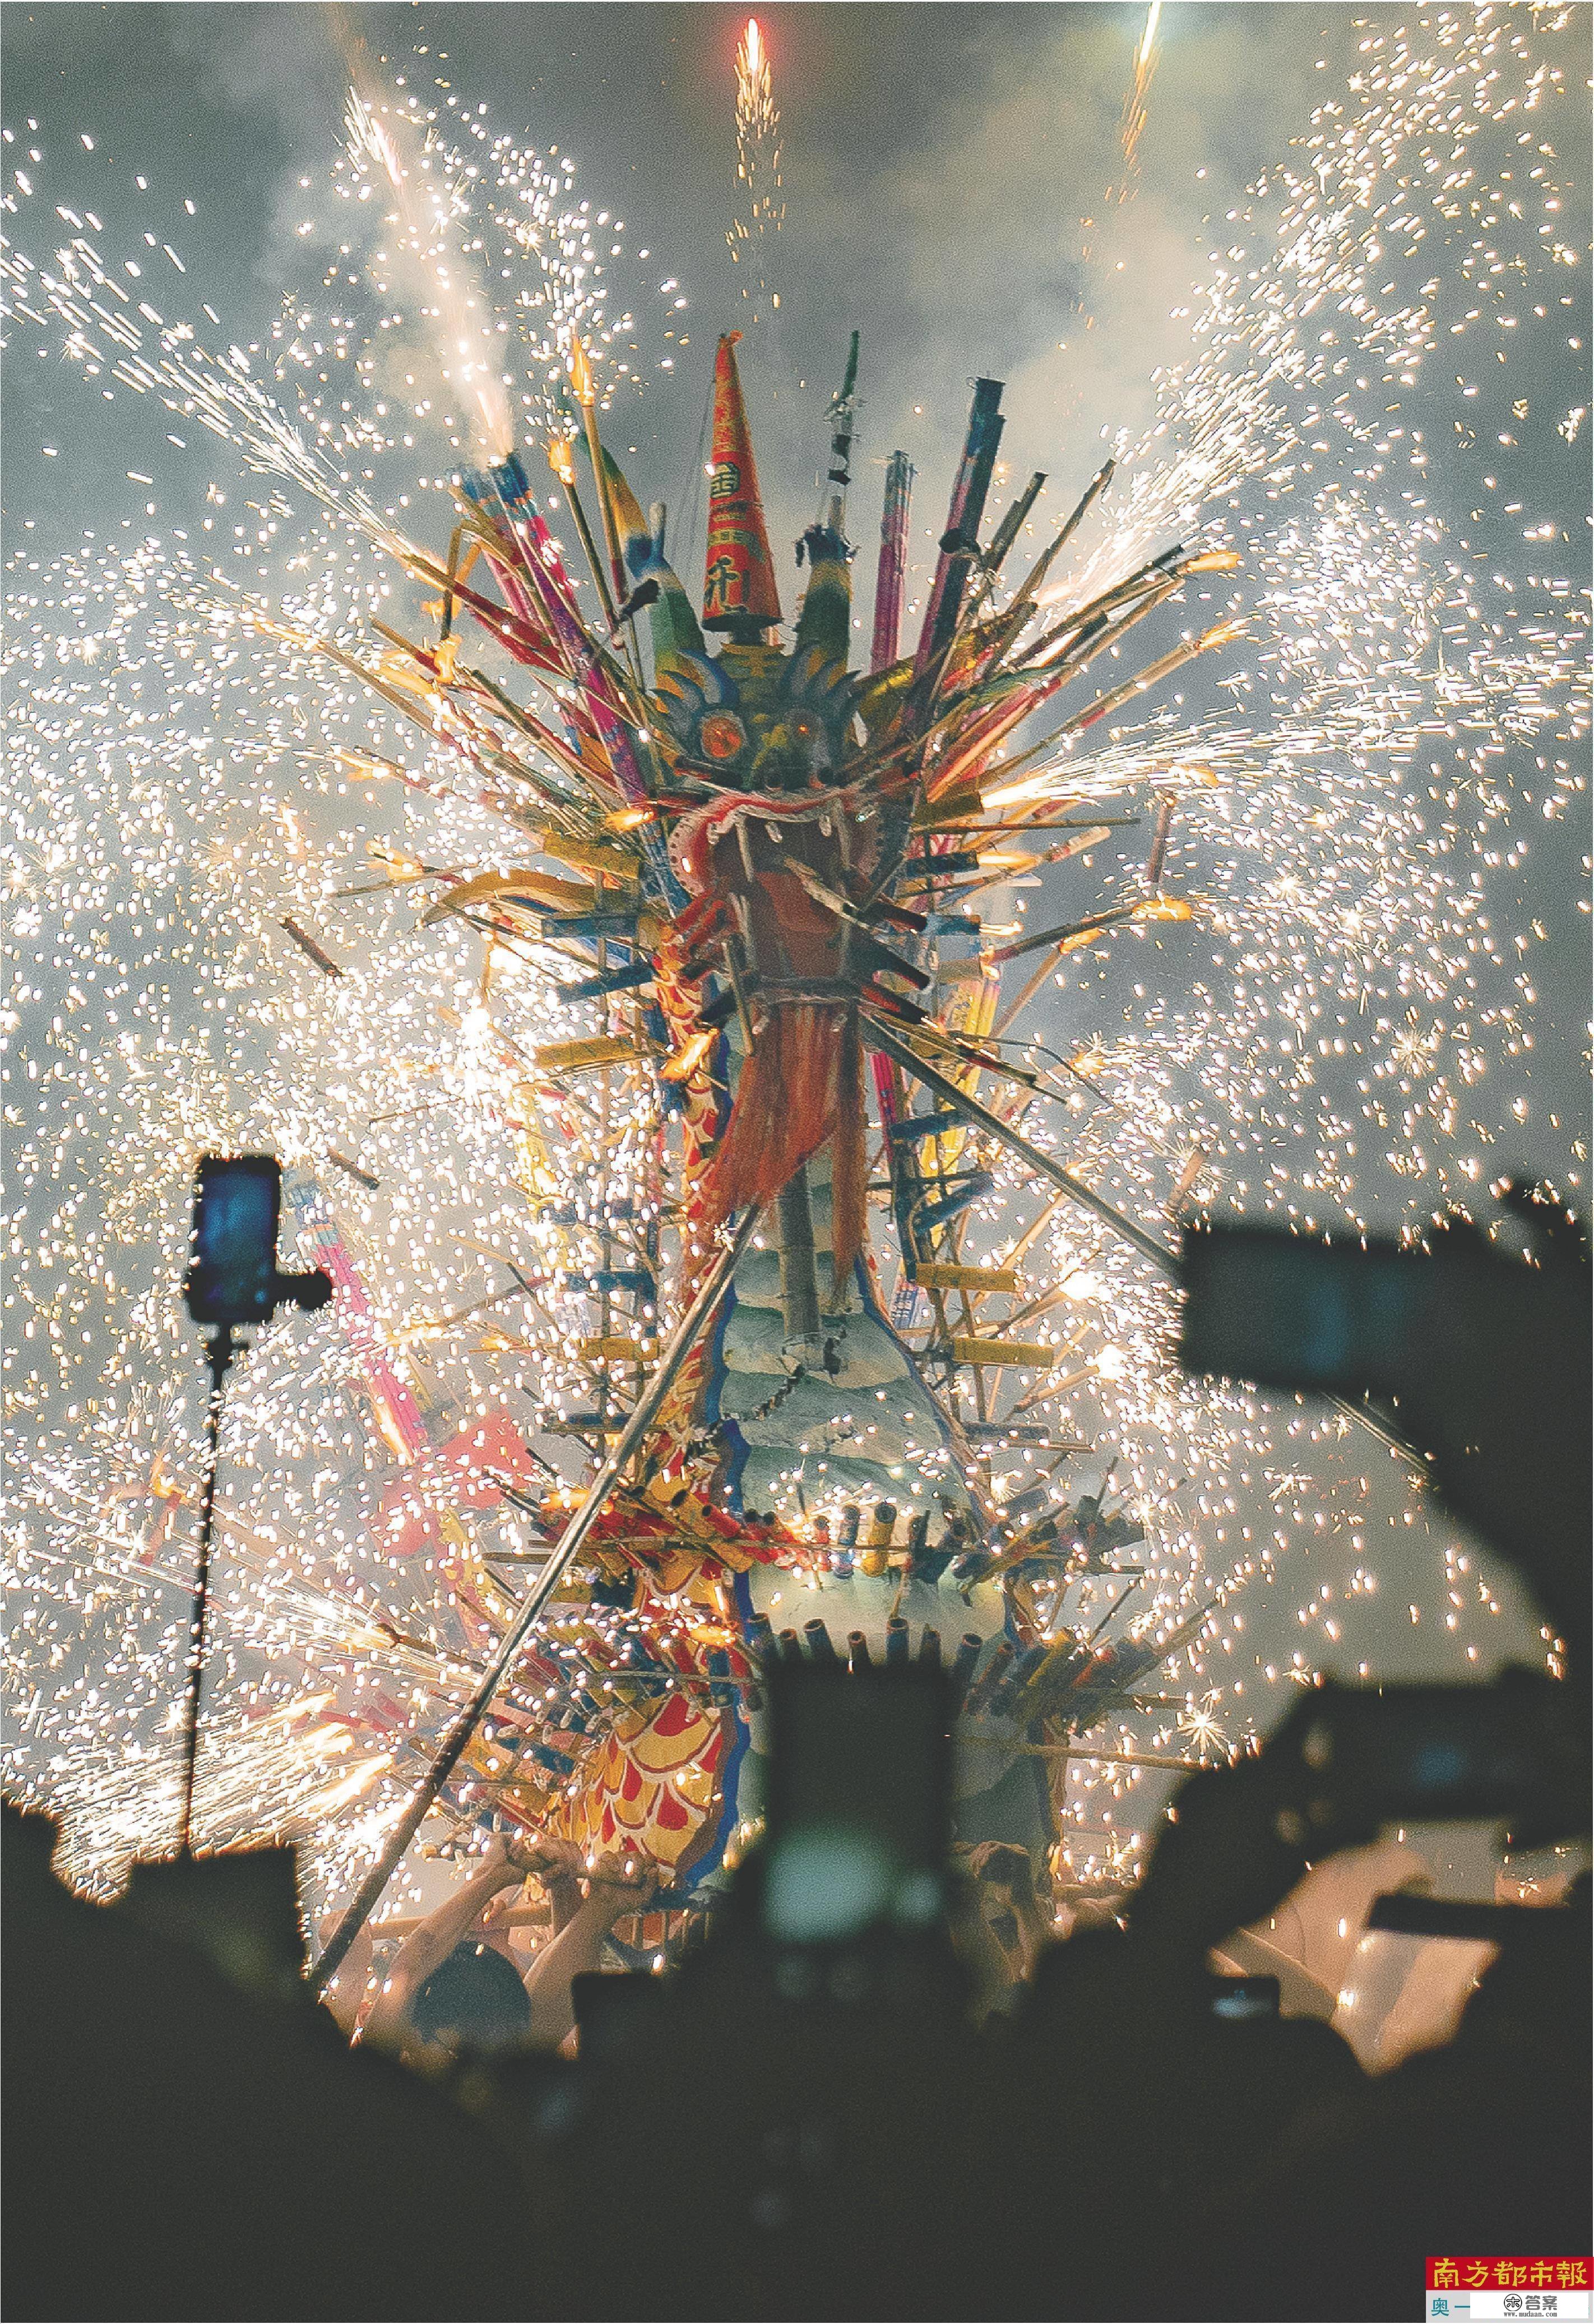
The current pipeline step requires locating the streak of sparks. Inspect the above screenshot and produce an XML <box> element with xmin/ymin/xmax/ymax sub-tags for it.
<box><xmin>1120</xmin><ymin>0</ymin><xmax>1164</xmax><ymax>183</ymax></box>
<box><xmin>727</xmin><ymin>17</ymin><xmax>785</xmax><ymax>323</ymax></box>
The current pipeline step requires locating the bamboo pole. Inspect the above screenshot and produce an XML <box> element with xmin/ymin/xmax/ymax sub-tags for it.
<box><xmin>309</xmin><ymin>1205</ymin><xmax>763</xmax><ymax>1993</ymax></box>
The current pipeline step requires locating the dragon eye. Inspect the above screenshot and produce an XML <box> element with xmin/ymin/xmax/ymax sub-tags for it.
<box><xmin>699</xmin><ymin>711</ymin><xmax>748</xmax><ymax>762</ymax></box>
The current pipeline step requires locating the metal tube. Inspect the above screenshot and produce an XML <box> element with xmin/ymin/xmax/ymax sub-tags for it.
<box><xmin>1008</xmin><ymin>457</ymin><xmax>1116</xmax><ymax>616</ymax></box>
<box><xmin>915</xmin><ymin>379</ymin><xmax>1005</xmax><ymax>675</ymax></box>
<box><xmin>870</xmin><ymin>451</ymin><xmax>914</xmax><ymax>674</ymax></box>
<box><xmin>578</xmin><ymin>401</ymin><xmax>628</xmax><ymax>609</ymax></box>
<box><xmin>982</xmin><ymin>471</ymin><xmax>1048</xmax><ymax>582</ymax></box>
<box><xmin>561</xmin><ymin>474</ymin><xmax>620</xmax><ymax>633</ymax></box>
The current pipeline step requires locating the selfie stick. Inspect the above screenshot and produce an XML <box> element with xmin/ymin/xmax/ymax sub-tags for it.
<box><xmin>310</xmin><ymin>1204</ymin><xmax>763</xmax><ymax>1995</ymax></box>
<box><xmin>175</xmin><ymin>1323</ymin><xmax>238</xmax><ymax>1858</ymax></box>
<box><xmin>177</xmin><ymin>1155</ymin><xmax>331</xmax><ymax>1858</ymax></box>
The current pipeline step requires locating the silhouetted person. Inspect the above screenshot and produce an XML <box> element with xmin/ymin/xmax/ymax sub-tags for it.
<box><xmin>1</xmin><ymin>1802</ymin><xmax>541</xmax><ymax>2323</ymax></box>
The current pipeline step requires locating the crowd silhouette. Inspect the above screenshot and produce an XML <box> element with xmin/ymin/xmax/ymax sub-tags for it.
<box><xmin>4</xmin><ymin>1194</ymin><xmax>1588</xmax><ymax>2323</ymax></box>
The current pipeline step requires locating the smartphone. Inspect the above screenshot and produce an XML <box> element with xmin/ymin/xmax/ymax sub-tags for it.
<box><xmin>1285</xmin><ymin>1674</ymin><xmax>1586</xmax><ymax>1840</ymax></box>
<box><xmin>183</xmin><ymin>1155</ymin><xmax>331</xmax><ymax>1329</ymax></box>
<box><xmin>759</xmin><ymin>1661</ymin><xmax>951</xmax><ymax>1947</ymax></box>
<box><xmin>1178</xmin><ymin>1223</ymin><xmax>1426</xmax><ymax>1398</ymax></box>
<box><xmin>184</xmin><ymin>1157</ymin><xmax>286</xmax><ymax>1326</ymax></box>
<box><xmin>1209</xmin><ymin>1974</ymin><xmax>1280</xmax><ymax>2022</ymax></box>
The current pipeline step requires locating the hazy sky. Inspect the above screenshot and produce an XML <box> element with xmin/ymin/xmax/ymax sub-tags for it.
<box><xmin>4</xmin><ymin>6</ymin><xmax>1589</xmax><ymax>1731</ymax></box>
<box><xmin>6</xmin><ymin>3</ymin><xmax>1343</xmax><ymax>490</ymax></box>
<box><xmin>3</xmin><ymin>4</ymin><xmax>1544</xmax><ymax>546</ymax></box>
<box><xmin>7</xmin><ymin>2</ymin><xmax>1587</xmax><ymax>1096</ymax></box>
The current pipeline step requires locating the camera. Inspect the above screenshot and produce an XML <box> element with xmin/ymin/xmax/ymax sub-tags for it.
<box><xmin>1176</xmin><ymin>1224</ymin><xmax>1430</xmax><ymax>1404</ymax></box>
<box><xmin>1173</xmin><ymin>1207</ymin><xmax>1589</xmax><ymax>1877</ymax></box>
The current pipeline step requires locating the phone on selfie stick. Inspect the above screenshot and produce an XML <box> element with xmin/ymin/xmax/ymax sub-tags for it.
<box><xmin>176</xmin><ymin>1157</ymin><xmax>330</xmax><ymax>1852</ymax></box>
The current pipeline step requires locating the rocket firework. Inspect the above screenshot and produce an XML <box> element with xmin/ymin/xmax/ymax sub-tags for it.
<box><xmin>872</xmin><ymin>451</ymin><xmax>915</xmax><ymax>675</ymax></box>
<box><xmin>702</xmin><ymin>332</ymin><xmax>782</xmax><ymax>635</ymax></box>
